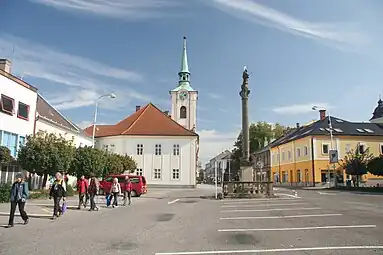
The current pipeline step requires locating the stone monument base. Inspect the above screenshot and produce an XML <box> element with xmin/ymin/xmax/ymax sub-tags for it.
<box><xmin>240</xmin><ymin>165</ymin><xmax>254</xmax><ymax>181</ymax></box>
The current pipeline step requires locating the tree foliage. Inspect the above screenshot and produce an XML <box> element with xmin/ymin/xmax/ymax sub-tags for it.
<box><xmin>117</xmin><ymin>154</ymin><xmax>137</xmax><ymax>173</ymax></box>
<box><xmin>339</xmin><ymin>146</ymin><xmax>374</xmax><ymax>176</ymax></box>
<box><xmin>230</xmin><ymin>122</ymin><xmax>291</xmax><ymax>177</ymax></box>
<box><xmin>69</xmin><ymin>146</ymin><xmax>106</xmax><ymax>178</ymax></box>
<box><xmin>367</xmin><ymin>155</ymin><xmax>383</xmax><ymax>177</ymax></box>
<box><xmin>17</xmin><ymin>132</ymin><xmax>75</xmax><ymax>188</ymax></box>
<box><xmin>0</xmin><ymin>146</ymin><xmax>14</xmax><ymax>163</ymax></box>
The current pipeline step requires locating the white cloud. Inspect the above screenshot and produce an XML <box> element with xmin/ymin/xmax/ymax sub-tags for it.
<box><xmin>209</xmin><ymin>0</ymin><xmax>369</xmax><ymax>51</ymax></box>
<box><xmin>199</xmin><ymin>129</ymin><xmax>239</xmax><ymax>164</ymax></box>
<box><xmin>28</xmin><ymin>0</ymin><xmax>178</xmax><ymax>20</ymax></box>
<box><xmin>272</xmin><ymin>103</ymin><xmax>333</xmax><ymax>115</ymax></box>
<box><xmin>0</xmin><ymin>34</ymin><xmax>151</xmax><ymax>110</ymax></box>
<box><xmin>207</xmin><ymin>93</ymin><xmax>222</xmax><ymax>100</ymax></box>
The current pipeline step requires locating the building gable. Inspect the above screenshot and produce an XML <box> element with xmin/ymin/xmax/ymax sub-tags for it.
<box><xmin>85</xmin><ymin>103</ymin><xmax>198</xmax><ymax>138</ymax></box>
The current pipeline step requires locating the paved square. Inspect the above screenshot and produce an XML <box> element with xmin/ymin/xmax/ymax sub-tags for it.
<box><xmin>1</xmin><ymin>186</ymin><xmax>383</xmax><ymax>254</ymax></box>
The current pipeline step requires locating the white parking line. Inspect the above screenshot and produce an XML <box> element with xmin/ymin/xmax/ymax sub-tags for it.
<box><xmin>218</xmin><ymin>224</ymin><xmax>376</xmax><ymax>232</ymax></box>
<box><xmin>275</xmin><ymin>193</ymin><xmax>301</xmax><ymax>198</ymax></box>
<box><xmin>221</xmin><ymin>202</ymin><xmax>306</xmax><ymax>208</ymax></box>
<box><xmin>219</xmin><ymin>213</ymin><xmax>342</xmax><ymax>220</ymax></box>
<box><xmin>318</xmin><ymin>192</ymin><xmax>336</xmax><ymax>195</ymax></box>
<box><xmin>155</xmin><ymin>246</ymin><xmax>383</xmax><ymax>254</ymax></box>
<box><xmin>168</xmin><ymin>199</ymin><xmax>180</xmax><ymax>205</ymax></box>
<box><xmin>221</xmin><ymin>197</ymin><xmax>298</xmax><ymax>203</ymax></box>
<box><xmin>221</xmin><ymin>207</ymin><xmax>320</xmax><ymax>213</ymax></box>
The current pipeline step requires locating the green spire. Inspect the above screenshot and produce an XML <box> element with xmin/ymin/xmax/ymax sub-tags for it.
<box><xmin>180</xmin><ymin>36</ymin><xmax>189</xmax><ymax>73</ymax></box>
<box><xmin>172</xmin><ymin>36</ymin><xmax>195</xmax><ymax>91</ymax></box>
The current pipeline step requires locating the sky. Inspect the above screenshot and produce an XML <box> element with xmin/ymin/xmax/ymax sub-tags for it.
<box><xmin>1</xmin><ymin>0</ymin><xmax>383</xmax><ymax>164</ymax></box>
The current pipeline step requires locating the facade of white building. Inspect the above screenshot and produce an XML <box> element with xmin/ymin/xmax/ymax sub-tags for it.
<box><xmin>0</xmin><ymin>59</ymin><xmax>38</xmax><ymax>157</ymax></box>
<box><xmin>35</xmin><ymin>94</ymin><xmax>92</xmax><ymax>148</ymax></box>
<box><xmin>87</xmin><ymin>37</ymin><xmax>199</xmax><ymax>188</ymax></box>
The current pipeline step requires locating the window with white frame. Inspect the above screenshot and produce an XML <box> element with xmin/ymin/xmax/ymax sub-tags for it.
<box><xmin>137</xmin><ymin>144</ymin><xmax>143</xmax><ymax>155</ymax></box>
<box><xmin>136</xmin><ymin>168</ymin><xmax>143</xmax><ymax>176</ymax></box>
<box><xmin>358</xmin><ymin>144</ymin><xmax>365</xmax><ymax>153</ymax></box>
<box><xmin>103</xmin><ymin>144</ymin><xmax>109</xmax><ymax>152</ymax></box>
<box><xmin>153</xmin><ymin>169</ymin><xmax>161</xmax><ymax>180</ymax></box>
<box><xmin>288</xmin><ymin>151</ymin><xmax>291</xmax><ymax>160</ymax></box>
<box><xmin>304</xmin><ymin>146</ymin><xmax>308</xmax><ymax>156</ymax></box>
<box><xmin>380</xmin><ymin>144</ymin><xmax>383</xmax><ymax>155</ymax></box>
<box><xmin>172</xmin><ymin>169</ymin><xmax>180</xmax><ymax>180</ymax></box>
<box><xmin>282</xmin><ymin>152</ymin><xmax>285</xmax><ymax>161</ymax></box>
<box><xmin>155</xmin><ymin>144</ymin><xmax>162</xmax><ymax>155</ymax></box>
<box><xmin>109</xmin><ymin>144</ymin><xmax>115</xmax><ymax>153</ymax></box>
<box><xmin>296</xmin><ymin>148</ymin><xmax>301</xmax><ymax>157</ymax></box>
<box><xmin>322</xmin><ymin>143</ymin><xmax>329</xmax><ymax>154</ymax></box>
<box><xmin>173</xmin><ymin>144</ymin><xmax>180</xmax><ymax>156</ymax></box>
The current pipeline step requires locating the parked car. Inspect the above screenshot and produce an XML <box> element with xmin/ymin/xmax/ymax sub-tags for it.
<box><xmin>99</xmin><ymin>174</ymin><xmax>147</xmax><ymax>197</ymax></box>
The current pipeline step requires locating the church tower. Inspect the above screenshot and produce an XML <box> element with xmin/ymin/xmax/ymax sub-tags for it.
<box><xmin>170</xmin><ymin>37</ymin><xmax>198</xmax><ymax>131</ymax></box>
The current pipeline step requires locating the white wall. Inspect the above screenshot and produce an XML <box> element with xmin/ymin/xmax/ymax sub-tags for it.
<box><xmin>0</xmin><ymin>75</ymin><xmax>38</xmax><ymax>156</ymax></box>
<box><xmin>170</xmin><ymin>90</ymin><xmax>198</xmax><ymax>130</ymax></box>
<box><xmin>95</xmin><ymin>135</ymin><xmax>198</xmax><ymax>187</ymax></box>
<box><xmin>36</xmin><ymin>119</ymin><xmax>92</xmax><ymax>148</ymax></box>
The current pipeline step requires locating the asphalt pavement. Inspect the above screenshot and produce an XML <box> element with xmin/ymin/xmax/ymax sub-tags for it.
<box><xmin>0</xmin><ymin>185</ymin><xmax>382</xmax><ymax>254</ymax></box>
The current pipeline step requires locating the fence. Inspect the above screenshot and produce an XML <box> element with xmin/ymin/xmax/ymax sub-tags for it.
<box><xmin>0</xmin><ymin>163</ymin><xmax>44</xmax><ymax>189</ymax></box>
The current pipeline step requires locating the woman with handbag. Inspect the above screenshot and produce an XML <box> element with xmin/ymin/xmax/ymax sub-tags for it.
<box><xmin>8</xmin><ymin>173</ymin><xmax>29</xmax><ymax>228</ymax></box>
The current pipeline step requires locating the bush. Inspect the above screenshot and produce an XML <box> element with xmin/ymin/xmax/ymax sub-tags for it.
<box><xmin>29</xmin><ymin>189</ymin><xmax>50</xmax><ymax>200</ymax></box>
<box><xmin>0</xmin><ymin>183</ymin><xmax>11</xmax><ymax>203</ymax></box>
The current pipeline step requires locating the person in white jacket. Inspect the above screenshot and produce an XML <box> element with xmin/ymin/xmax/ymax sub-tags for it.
<box><xmin>109</xmin><ymin>178</ymin><xmax>121</xmax><ymax>208</ymax></box>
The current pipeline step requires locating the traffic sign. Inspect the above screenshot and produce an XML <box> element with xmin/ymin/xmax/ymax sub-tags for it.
<box><xmin>329</xmin><ymin>150</ymin><xmax>338</xmax><ymax>163</ymax></box>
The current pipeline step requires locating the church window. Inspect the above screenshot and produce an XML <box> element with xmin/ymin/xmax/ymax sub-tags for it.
<box><xmin>180</xmin><ymin>106</ymin><xmax>187</xmax><ymax>119</ymax></box>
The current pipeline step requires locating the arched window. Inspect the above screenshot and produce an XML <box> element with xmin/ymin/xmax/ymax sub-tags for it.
<box><xmin>180</xmin><ymin>106</ymin><xmax>187</xmax><ymax>119</ymax></box>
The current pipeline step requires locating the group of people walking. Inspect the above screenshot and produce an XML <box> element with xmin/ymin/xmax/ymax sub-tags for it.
<box><xmin>7</xmin><ymin>172</ymin><xmax>133</xmax><ymax>228</ymax></box>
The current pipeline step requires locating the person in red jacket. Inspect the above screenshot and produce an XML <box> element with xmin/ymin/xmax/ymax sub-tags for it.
<box><xmin>77</xmin><ymin>175</ymin><xmax>88</xmax><ymax>209</ymax></box>
<box><xmin>123</xmin><ymin>176</ymin><xmax>132</xmax><ymax>206</ymax></box>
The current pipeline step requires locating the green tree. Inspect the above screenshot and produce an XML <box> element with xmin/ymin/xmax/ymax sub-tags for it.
<box><xmin>367</xmin><ymin>155</ymin><xmax>383</xmax><ymax>177</ymax></box>
<box><xmin>0</xmin><ymin>146</ymin><xmax>14</xmax><ymax>163</ymax></box>
<box><xmin>339</xmin><ymin>146</ymin><xmax>374</xmax><ymax>187</ymax></box>
<box><xmin>17</xmin><ymin>132</ymin><xmax>75</xmax><ymax>188</ymax></box>
<box><xmin>69</xmin><ymin>146</ymin><xmax>106</xmax><ymax>178</ymax></box>
<box><xmin>104</xmin><ymin>152</ymin><xmax>124</xmax><ymax>176</ymax></box>
<box><xmin>230</xmin><ymin>122</ymin><xmax>290</xmax><ymax>178</ymax></box>
<box><xmin>117</xmin><ymin>154</ymin><xmax>137</xmax><ymax>173</ymax></box>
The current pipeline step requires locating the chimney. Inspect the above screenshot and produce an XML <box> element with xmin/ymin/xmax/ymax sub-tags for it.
<box><xmin>296</xmin><ymin>123</ymin><xmax>300</xmax><ymax>128</ymax></box>
<box><xmin>135</xmin><ymin>105</ymin><xmax>141</xmax><ymax>112</ymax></box>
<box><xmin>0</xmin><ymin>59</ymin><xmax>11</xmax><ymax>73</ymax></box>
<box><xmin>319</xmin><ymin>109</ymin><xmax>326</xmax><ymax>121</ymax></box>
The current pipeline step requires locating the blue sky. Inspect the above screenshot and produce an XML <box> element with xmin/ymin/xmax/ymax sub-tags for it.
<box><xmin>1</xmin><ymin>0</ymin><xmax>383</xmax><ymax>163</ymax></box>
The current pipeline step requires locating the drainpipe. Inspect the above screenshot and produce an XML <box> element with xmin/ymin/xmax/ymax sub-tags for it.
<box><xmin>311</xmin><ymin>137</ymin><xmax>316</xmax><ymax>187</ymax></box>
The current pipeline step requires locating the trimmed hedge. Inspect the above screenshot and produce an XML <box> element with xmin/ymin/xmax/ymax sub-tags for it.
<box><xmin>0</xmin><ymin>183</ymin><xmax>77</xmax><ymax>203</ymax></box>
<box><xmin>0</xmin><ymin>183</ymin><xmax>11</xmax><ymax>203</ymax></box>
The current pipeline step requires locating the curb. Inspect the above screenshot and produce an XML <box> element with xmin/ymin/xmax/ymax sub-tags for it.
<box><xmin>0</xmin><ymin>212</ymin><xmax>52</xmax><ymax>218</ymax></box>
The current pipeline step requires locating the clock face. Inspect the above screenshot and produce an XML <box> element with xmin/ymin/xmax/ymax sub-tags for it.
<box><xmin>179</xmin><ymin>91</ymin><xmax>188</xmax><ymax>100</ymax></box>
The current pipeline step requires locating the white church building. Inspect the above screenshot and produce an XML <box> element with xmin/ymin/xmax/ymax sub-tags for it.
<box><xmin>86</xmin><ymin>37</ymin><xmax>199</xmax><ymax>188</ymax></box>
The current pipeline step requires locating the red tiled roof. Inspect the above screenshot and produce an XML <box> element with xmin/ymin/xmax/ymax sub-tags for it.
<box><xmin>84</xmin><ymin>103</ymin><xmax>197</xmax><ymax>138</ymax></box>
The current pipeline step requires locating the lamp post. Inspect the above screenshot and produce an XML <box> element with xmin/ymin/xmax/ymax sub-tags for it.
<box><xmin>312</xmin><ymin>105</ymin><xmax>335</xmax><ymax>188</ymax></box>
<box><xmin>92</xmin><ymin>93</ymin><xmax>116</xmax><ymax>148</ymax></box>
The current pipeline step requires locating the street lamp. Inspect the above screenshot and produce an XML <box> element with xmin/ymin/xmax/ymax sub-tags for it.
<box><xmin>92</xmin><ymin>93</ymin><xmax>116</xmax><ymax>148</ymax></box>
<box><xmin>312</xmin><ymin>105</ymin><xmax>335</xmax><ymax>188</ymax></box>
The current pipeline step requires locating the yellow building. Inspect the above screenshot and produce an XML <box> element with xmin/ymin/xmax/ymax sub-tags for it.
<box><xmin>270</xmin><ymin>102</ymin><xmax>383</xmax><ymax>186</ymax></box>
